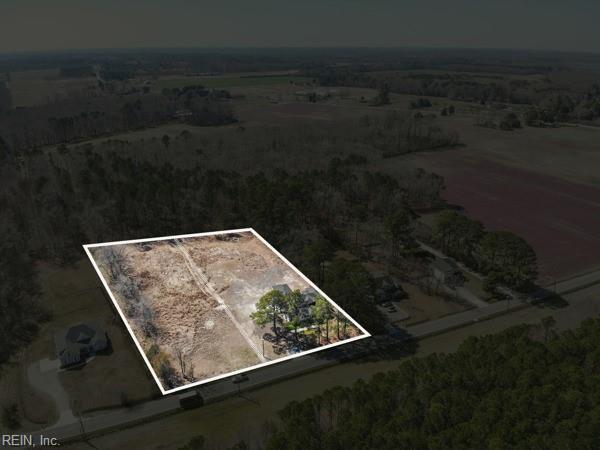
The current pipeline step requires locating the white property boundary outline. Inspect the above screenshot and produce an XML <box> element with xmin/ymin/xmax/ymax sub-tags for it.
<box><xmin>83</xmin><ymin>228</ymin><xmax>371</xmax><ymax>395</ymax></box>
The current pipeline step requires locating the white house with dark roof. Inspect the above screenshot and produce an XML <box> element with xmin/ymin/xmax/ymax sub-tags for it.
<box><xmin>271</xmin><ymin>284</ymin><xmax>318</xmax><ymax>323</ymax></box>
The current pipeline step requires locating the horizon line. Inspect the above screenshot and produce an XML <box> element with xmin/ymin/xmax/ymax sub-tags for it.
<box><xmin>1</xmin><ymin>45</ymin><xmax>600</xmax><ymax>58</ymax></box>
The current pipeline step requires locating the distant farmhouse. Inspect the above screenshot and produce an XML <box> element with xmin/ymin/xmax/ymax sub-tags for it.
<box><xmin>272</xmin><ymin>284</ymin><xmax>318</xmax><ymax>322</ymax></box>
<box><xmin>54</xmin><ymin>323</ymin><xmax>108</xmax><ymax>368</ymax></box>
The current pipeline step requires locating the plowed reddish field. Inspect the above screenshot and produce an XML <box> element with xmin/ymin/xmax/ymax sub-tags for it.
<box><xmin>417</xmin><ymin>154</ymin><xmax>600</xmax><ymax>284</ymax></box>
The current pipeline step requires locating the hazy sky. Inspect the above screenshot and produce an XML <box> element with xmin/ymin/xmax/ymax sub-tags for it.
<box><xmin>1</xmin><ymin>0</ymin><xmax>599</xmax><ymax>53</ymax></box>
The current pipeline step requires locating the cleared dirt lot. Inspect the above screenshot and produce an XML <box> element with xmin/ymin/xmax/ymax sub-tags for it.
<box><xmin>89</xmin><ymin>231</ymin><xmax>365</xmax><ymax>392</ymax></box>
<box><xmin>91</xmin><ymin>240</ymin><xmax>261</xmax><ymax>390</ymax></box>
<box><xmin>182</xmin><ymin>234</ymin><xmax>311</xmax><ymax>359</ymax></box>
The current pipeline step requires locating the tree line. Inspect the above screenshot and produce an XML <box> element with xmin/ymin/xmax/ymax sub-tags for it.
<box><xmin>309</xmin><ymin>68</ymin><xmax>538</xmax><ymax>105</ymax></box>
<box><xmin>524</xmin><ymin>85</ymin><xmax>600</xmax><ymax>125</ymax></box>
<box><xmin>258</xmin><ymin>317</ymin><xmax>600</xmax><ymax>449</ymax></box>
<box><xmin>431</xmin><ymin>210</ymin><xmax>537</xmax><ymax>291</ymax></box>
<box><xmin>0</xmin><ymin>224</ymin><xmax>50</xmax><ymax>368</ymax></box>
<box><xmin>0</xmin><ymin>85</ymin><xmax>235</xmax><ymax>150</ymax></box>
<box><xmin>309</xmin><ymin>66</ymin><xmax>600</xmax><ymax>126</ymax></box>
<box><xmin>176</xmin><ymin>317</ymin><xmax>600</xmax><ymax>449</ymax></box>
<box><xmin>0</xmin><ymin>81</ymin><xmax>11</xmax><ymax>114</ymax></box>
<box><xmin>359</xmin><ymin>110</ymin><xmax>460</xmax><ymax>158</ymax></box>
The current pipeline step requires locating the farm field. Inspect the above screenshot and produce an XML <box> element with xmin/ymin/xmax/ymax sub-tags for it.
<box><xmin>442</xmin><ymin>116</ymin><xmax>600</xmax><ymax>187</ymax></box>
<box><xmin>369</xmin><ymin>116</ymin><xmax>600</xmax><ymax>284</ymax></box>
<box><xmin>86</xmin><ymin>230</ymin><xmax>367</xmax><ymax>393</ymax></box>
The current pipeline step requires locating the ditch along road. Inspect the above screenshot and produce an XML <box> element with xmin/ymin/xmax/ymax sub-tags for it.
<box><xmin>173</xmin><ymin>239</ymin><xmax>267</xmax><ymax>363</ymax></box>
<box><xmin>35</xmin><ymin>271</ymin><xmax>600</xmax><ymax>448</ymax></box>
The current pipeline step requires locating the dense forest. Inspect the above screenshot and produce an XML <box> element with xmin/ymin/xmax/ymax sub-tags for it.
<box><xmin>175</xmin><ymin>318</ymin><xmax>600</xmax><ymax>449</ymax></box>
<box><xmin>0</xmin><ymin>222</ymin><xmax>50</xmax><ymax>367</ymax></box>
<box><xmin>0</xmin><ymin>135</ymin><xmax>445</xmax><ymax>365</ymax></box>
<box><xmin>259</xmin><ymin>317</ymin><xmax>600</xmax><ymax>449</ymax></box>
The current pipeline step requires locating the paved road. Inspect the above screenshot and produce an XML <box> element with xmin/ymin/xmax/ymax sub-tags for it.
<box><xmin>76</xmin><ymin>283</ymin><xmax>600</xmax><ymax>450</ymax></box>
<box><xmin>32</xmin><ymin>264</ymin><xmax>600</xmax><ymax>446</ymax></box>
<box><xmin>409</xmin><ymin>267</ymin><xmax>600</xmax><ymax>339</ymax></box>
<box><xmin>546</xmin><ymin>268</ymin><xmax>600</xmax><ymax>296</ymax></box>
<box><xmin>31</xmin><ymin>396</ymin><xmax>181</xmax><ymax>444</ymax></box>
<box><xmin>30</xmin><ymin>341</ymin><xmax>370</xmax><ymax>444</ymax></box>
<box><xmin>406</xmin><ymin>297</ymin><xmax>524</xmax><ymax>339</ymax></box>
<box><xmin>558</xmin><ymin>122</ymin><xmax>600</xmax><ymax>131</ymax></box>
<box><xmin>29</xmin><ymin>294</ymin><xmax>542</xmax><ymax>444</ymax></box>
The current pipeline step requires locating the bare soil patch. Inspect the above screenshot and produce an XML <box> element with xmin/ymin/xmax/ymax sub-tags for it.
<box><xmin>88</xmin><ymin>231</ymin><xmax>365</xmax><ymax>391</ymax></box>
<box><xmin>93</xmin><ymin>242</ymin><xmax>260</xmax><ymax>387</ymax></box>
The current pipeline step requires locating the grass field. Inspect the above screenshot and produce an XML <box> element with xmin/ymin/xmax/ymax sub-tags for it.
<box><xmin>154</xmin><ymin>75</ymin><xmax>312</xmax><ymax>90</ymax></box>
<box><xmin>401</xmin><ymin>283</ymin><xmax>469</xmax><ymax>326</ymax></box>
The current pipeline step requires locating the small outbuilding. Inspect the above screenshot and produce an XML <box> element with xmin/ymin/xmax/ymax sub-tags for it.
<box><xmin>431</xmin><ymin>258</ymin><xmax>463</xmax><ymax>286</ymax></box>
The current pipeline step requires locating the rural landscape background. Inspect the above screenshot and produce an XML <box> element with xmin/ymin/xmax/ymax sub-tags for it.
<box><xmin>1</xmin><ymin>1</ymin><xmax>600</xmax><ymax>449</ymax></box>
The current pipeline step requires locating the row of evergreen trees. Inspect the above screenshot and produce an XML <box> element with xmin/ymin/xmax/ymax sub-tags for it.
<box><xmin>262</xmin><ymin>317</ymin><xmax>600</xmax><ymax>449</ymax></box>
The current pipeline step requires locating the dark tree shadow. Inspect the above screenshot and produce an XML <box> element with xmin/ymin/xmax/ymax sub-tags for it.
<box><xmin>308</xmin><ymin>331</ymin><xmax>419</xmax><ymax>364</ymax></box>
<box><xmin>528</xmin><ymin>285</ymin><xmax>569</xmax><ymax>309</ymax></box>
